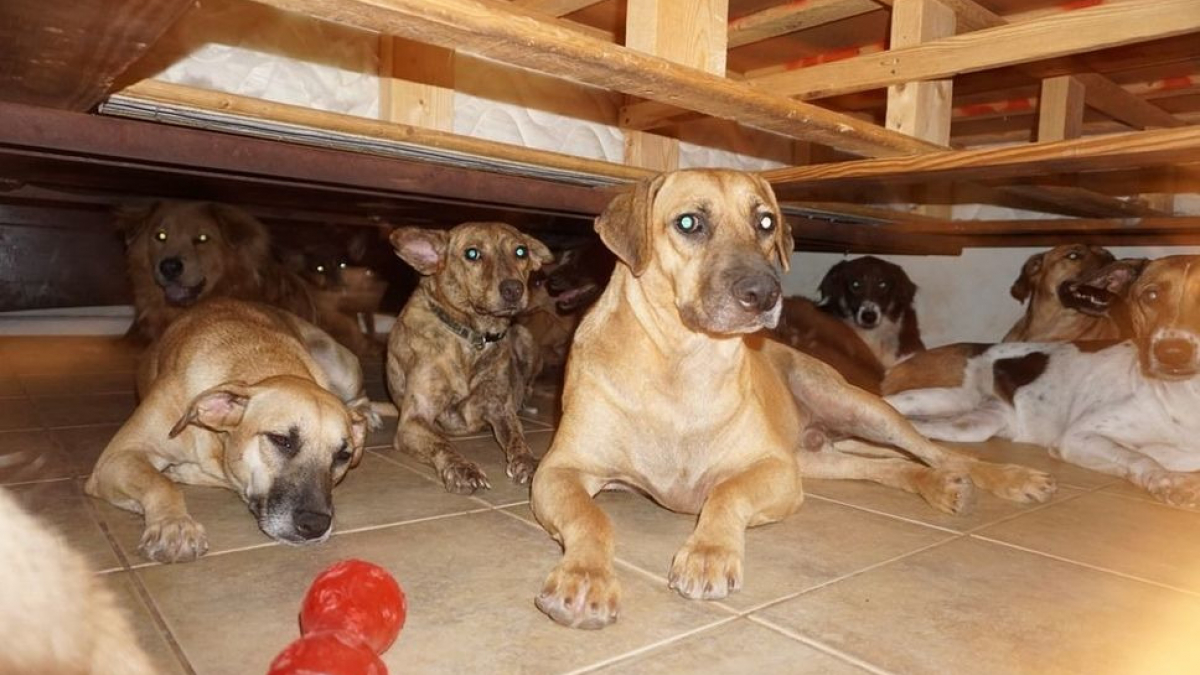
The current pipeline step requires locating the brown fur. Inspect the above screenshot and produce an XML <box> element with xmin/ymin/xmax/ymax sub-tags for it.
<box><xmin>771</xmin><ymin>296</ymin><xmax>885</xmax><ymax>393</ymax></box>
<box><xmin>120</xmin><ymin>201</ymin><xmax>371</xmax><ymax>354</ymax></box>
<box><xmin>529</xmin><ymin>170</ymin><xmax>1055</xmax><ymax>630</ymax></box>
<box><xmin>86</xmin><ymin>299</ymin><xmax>375</xmax><ymax>563</ymax></box>
<box><xmin>1004</xmin><ymin>244</ymin><xmax>1119</xmax><ymax>342</ymax></box>
<box><xmin>881</xmin><ymin>343</ymin><xmax>991</xmax><ymax>395</ymax></box>
<box><xmin>386</xmin><ymin>222</ymin><xmax>552</xmax><ymax>494</ymax></box>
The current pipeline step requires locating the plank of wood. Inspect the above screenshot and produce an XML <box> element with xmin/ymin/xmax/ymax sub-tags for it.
<box><xmin>1074</xmin><ymin>73</ymin><xmax>1184</xmax><ymax>129</ymax></box>
<box><xmin>728</xmin><ymin>0</ymin><xmax>881</xmax><ymax>48</ymax></box>
<box><xmin>253</xmin><ymin>0</ymin><xmax>938</xmax><ymax>158</ymax></box>
<box><xmin>750</xmin><ymin>0</ymin><xmax>1200</xmax><ymax>99</ymax></box>
<box><xmin>0</xmin><ymin>0</ymin><xmax>198</xmax><ymax>110</ymax></box>
<box><xmin>510</xmin><ymin>0</ymin><xmax>603</xmax><ymax>16</ymax></box>
<box><xmin>886</xmin><ymin>0</ymin><xmax>955</xmax><ymax>145</ymax></box>
<box><xmin>379</xmin><ymin>36</ymin><xmax>456</xmax><ymax>131</ymax></box>
<box><xmin>1037</xmin><ymin>75</ymin><xmax>1085</xmax><ymax>142</ymax></box>
<box><xmin>896</xmin><ymin>216</ymin><xmax>1200</xmax><ymax>235</ymax></box>
<box><xmin>1000</xmin><ymin>185</ymin><xmax>1169</xmax><ymax>218</ymax></box>
<box><xmin>764</xmin><ymin>125</ymin><xmax>1200</xmax><ymax>189</ymax></box>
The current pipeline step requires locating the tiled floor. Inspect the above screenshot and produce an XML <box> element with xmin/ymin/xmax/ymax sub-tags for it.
<box><xmin>3</xmin><ymin>336</ymin><xmax>1200</xmax><ymax>674</ymax></box>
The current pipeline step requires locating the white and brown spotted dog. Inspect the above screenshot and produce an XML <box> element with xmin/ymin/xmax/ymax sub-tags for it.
<box><xmin>818</xmin><ymin>256</ymin><xmax>924</xmax><ymax>368</ymax></box>
<box><xmin>1004</xmin><ymin>244</ymin><xmax>1119</xmax><ymax>342</ymax></box>
<box><xmin>884</xmin><ymin>255</ymin><xmax>1200</xmax><ymax>508</ymax></box>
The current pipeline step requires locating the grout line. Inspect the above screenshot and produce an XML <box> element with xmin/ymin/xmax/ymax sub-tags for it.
<box><xmin>334</xmin><ymin>507</ymin><xmax>494</xmax><ymax>537</ymax></box>
<box><xmin>748</xmin><ymin>615</ymin><xmax>899</xmax><ymax>675</ymax></box>
<box><xmin>802</xmin><ymin>493</ymin><xmax>964</xmax><ymax>534</ymax></box>
<box><xmin>1088</xmin><ymin>484</ymin><xmax>1200</xmax><ymax>514</ymax></box>
<box><xmin>0</xmin><ymin>475</ymin><xmax>76</xmax><ymax>488</ymax></box>
<box><xmin>39</xmin><ymin>420</ymin><xmax>124</xmax><ymax>432</ymax></box>
<box><xmin>560</xmin><ymin>616</ymin><xmax>742</xmax><ymax>675</ymax></box>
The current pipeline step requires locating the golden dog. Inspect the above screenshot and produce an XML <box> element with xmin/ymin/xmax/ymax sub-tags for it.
<box><xmin>1004</xmin><ymin>244</ymin><xmax>1119</xmax><ymax>342</ymax></box>
<box><xmin>86</xmin><ymin>299</ymin><xmax>374</xmax><ymax>563</ymax></box>
<box><xmin>387</xmin><ymin>223</ymin><xmax>551</xmax><ymax>493</ymax></box>
<box><xmin>530</xmin><ymin>170</ymin><xmax>1056</xmax><ymax>629</ymax></box>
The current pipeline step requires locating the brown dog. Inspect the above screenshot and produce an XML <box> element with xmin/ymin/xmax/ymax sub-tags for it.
<box><xmin>1004</xmin><ymin>244</ymin><xmax>1119</xmax><ymax>342</ymax></box>
<box><xmin>86</xmin><ymin>299</ymin><xmax>375</xmax><ymax>563</ymax></box>
<box><xmin>771</xmin><ymin>296</ymin><xmax>885</xmax><ymax>393</ymax></box>
<box><xmin>530</xmin><ymin>170</ymin><xmax>1056</xmax><ymax>629</ymax></box>
<box><xmin>387</xmin><ymin>222</ymin><xmax>552</xmax><ymax>493</ymax></box>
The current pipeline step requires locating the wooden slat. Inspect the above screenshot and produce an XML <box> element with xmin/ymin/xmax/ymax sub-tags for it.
<box><xmin>253</xmin><ymin>0</ymin><xmax>937</xmax><ymax>158</ymax></box>
<box><xmin>510</xmin><ymin>0</ymin><xmax>602</xmax><ymax>17</ymax></box>
<box><xmin>886</xmin><ymin>0</ymin><xmax>955</xmax><ymax>146</ymax></box>
<box><xmin>1000</xmin><ymin>185</ymin><xmax>1169</xmax><ymax>218</ymax></box>
<box><xmin>1074</xmin><ymin>73</ymin><xmax>1185</xmax><ymax>129</ymax></box>
<box><xmin>750</xmin><ymin>0</ymin><xmax>1200</xmax><ymax>99</ymax></box>
<box><xmin>0</xmin><ymin>0</ymin><xmax>198</xmax><ymax>110</ymax></box>
<box><xmin>1037</xmin><ymin>75</ymin><xmax>1085</xmax><ymax>142</ymax></box>
<box><xmin>896</xmin><ymin>216</ymin><xmax>1200</xmax><ymax>235</ymax></box>
<box><xmin>728</xmin><ymin>0</ymin><xmax>880</xmax><ymax>48</ymax></box>
<box><xmin>379</xmin><ymin>36</ymin><xmax>456</xmax><ymax>131</ymax></box>
<box><xmin>764</xmin><ymin>125</ymin><xmax>1200</xmax><ymax>189</ymax></box>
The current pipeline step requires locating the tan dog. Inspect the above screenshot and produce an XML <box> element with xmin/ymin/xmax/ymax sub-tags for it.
<box><xmin>387</xmin><ymin>222</ymin><xmax>552</xmax><ymax>493</ymax></box>
<box><xmin>1004</xmin><ymin>244</ymin><xmax>1119</xmax><ymax>342</ymax></box>
<box><xmin>530</xmin><ymin>170</ymin><xmax>1056</xmax><ymax>629</ymax></box>
<box><xmin>0</xmin><ymin>488</ymin><xmax>155</xmax><ymax>674</ymax></box>
<box><xmin>86</xmin><ymin>299</ymin><xmax>374</xmax><ymax>563</ymax></box>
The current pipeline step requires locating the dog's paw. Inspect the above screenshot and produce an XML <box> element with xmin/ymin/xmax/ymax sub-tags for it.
<box><xmin>669</xmin><ymin>541</ymin><xmax>743</xmax><ymax>601</ymax></box>
<box><xmin>139</xmin><ymin>515</ymin><xmax>208</xmax><ymax>563</ymax></box>
<box><xmin>506</xmin><ymin>454</ymin><xmax>538</xmax><ymax>485</ymax></box>
<box><xmin>441</xmin><ymin>460</ymin><xmax>491</xmax><ymax>495</ymax></box>
<box><xmin>1148</xmin><ymin>473</ymin><xmax>1200</xmax><ymax>509</ymax></box>
<box><xmin>536</xmin><ymin>562</ymin><xmax>620</xmax><ymax>629</ymax></box>
<box><xmin>986</xmin><ymin>464</ymin><xmax>1058</xmax><ymax>504</ymax></box>
<box><xmin>917</xmin><ymin>469</ymin><xmax>975</xmax><ymax>515</ymax></box>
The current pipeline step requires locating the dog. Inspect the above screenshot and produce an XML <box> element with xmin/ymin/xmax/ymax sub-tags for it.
<box><xmin>771</xmin><ymin>296</ymin><xmax>886</xmax><ymax>393</ymax></box>
<box><xmin>883</xmin><ymin>255</ymin><xmax>1200</xmax><ymax>507</ymax></box>
<box><xmin>518</xmin><ymin>247</ymin><xmax>607</xmax><ymax>380</ymax></box>
<box><xmin>86</xmin><ymin>299</ymin><xmax>375</xmax><ymax>563</ymax></box>
<box><xmin>817</xmin><ymin>256</ymin><xmax>924</xmax><ymax>368</ymax></box>
<box><xmin>1003</xmin><ymin>244</ymin><xmax>1120</xmax><ymax>342</ymax></box>
<box><xmin>530</xmin><ymin>170</ymin><xmax>1055</xmax><ymax>629</ymax></box>
<box><xmin>0</xmin><ymin>488</ymin><xmax>156</xmax><ymax>674</ymax></box>
<box><xmin>387</xmin><ymin>222</ymin><xmax>552</xmax><ymax>494</ymax></box>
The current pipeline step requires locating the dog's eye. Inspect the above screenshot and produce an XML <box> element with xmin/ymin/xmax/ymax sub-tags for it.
<box><xmin>338</xmin><ymin>262</ymin><xmax>347</xmax><ymax>269</ymax></box>
<box><xmin>675</xmin><ymin>214</ymin><xmax>702</xmax><ymax>234</ymax></box>
<box><xmin>155</xmin><ymin>231</ymin><xmax>168</xmax><ymax>242</ymax></box>
<box><xmin>316</xmin><ymin>264</ymin><xmax>326</xmax><ymax>273</ymax></box>
<box><xmin>1067</xmin><ymin>251</ymin><xmax>1081</xmax><ymax>261</ymax></box>
<box><xmin>850</xmin><ymin>280</ymin><xmax>862</xmax><ymax>291</ymax></box>
<box><xmin>195</xmin><ymin>233</ymin><xmax>210</xmax><ymax>244</ymax></box>
<box><xmin>266</xmin><ymin>432</ymin><xmax>296</xmax><ymax>455</ymax></box>
<box><xmin>515</xmin><ymin>245</ymin><xmax>528</xmax><ymax>259</ymax></box>
<box><xmin>1143</xmin><ymin>287</ymin><xmax>1160</xmax><ymax>303</ymax></box>
<box><xmin>757</xmin><ymin>214</ymin><xmax>775</xmax><ymax>232</ymax></box>
<box><xmin>465</xmin><ymin>247</ymin><xmax>481</xmax><ymax>261</ymax></box>
<box><xmin>878</xmin><ymin>281</ymin><xmax>889</xmax><ymax>290</ymax></box>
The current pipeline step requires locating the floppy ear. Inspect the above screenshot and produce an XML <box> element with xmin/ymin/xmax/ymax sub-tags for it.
<box><xmin>818</xmin><ymin>260</ymin><xmax>849</xmax><ymax>303</ymax></box>
<box><xmin>895</xmin><ymin>266</ymin><xmax>918</xmax><ymax>308</ymax></box>
<box><xmin>344</xmin><ymin>397</ymin><xmax>374</xmax><ymax>468</ymax></box>
<box><xmin>594</xmin><ymin>175</ymin><xmax>664</xmax><ymax>277</ymax></box>
<box><xmin>209</xmin><ymin>204</ymin><xmax>269</xmax><ymax>248</ymax></box>
<box><xmin>521</xmin><ymin>234</ymin><xmax>555</xmax><ymax>271</ymax></box>
<box><xmin>751</xmin><ymin>173</ymin><xmax>793</xmax><ymax>271</ymax></box>
<box><xmin>346</xmin><ymin>230</ymin><xmax>371</xmax><ymax>263</ymax></box>
<box><xmin>1010</xmin><ymin>252</ymin><xmax>1045</xmax><ymax>302</ymax></box>
<box><xmin>389</xmin><ymin>227</ymin><xmax>448</xmax><ymax>276</ymax></box>
<box><xmin>169</xmin><ymin>382</ymin><xmax>253</xmax><ymax>438</ymax></box>
<box><xmin>114</xmin><ymin>203</ymin><xmax>160</xmax><ymax>246</ymax></box>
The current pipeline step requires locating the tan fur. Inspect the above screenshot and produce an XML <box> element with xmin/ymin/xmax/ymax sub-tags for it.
<box><xmin>881</xmin><ymin>343</ymin><xmax>989</xmax><ymax>395</ymax></box>
<box><xmin>386</xmin><ymin>222</ymin><xmax>552</xmax><ymax>494</ymax></box>
<box><xmin>1004</xmin><ymin>244</ymin><xmax>1120</xmax><ymax>342</ymax></box>
<box><xmin>87</xmin><ymin>299</ymin><xmax>375</xmax><ymax>563</ymax></box>
<box><xmin>0</xmin><ymin>488</ymin><xmax>155</xmax><ymax>675</ymax></box>
<box><xmin>120</xmin><ymin>202</ymin><xmax>371</xmax><ymax>354</ymax></box>
<box><xmin>529</xmin><ymin>170</ymin><xmax>1056</xmax><ymax>630</ymax></box>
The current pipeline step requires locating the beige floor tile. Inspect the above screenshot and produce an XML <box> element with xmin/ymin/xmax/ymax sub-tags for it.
<box><xmin>1098</xmin><ymin>480</ymin><xmax>1166</xmax><ymax>505</ymax></box>
<box><xmin>104</xmin><ymin>572</ymin><xmax>192</xmax><ymax>675</ymax></box>
<box><xmin>0</xmin><ymin>337</ymin><xmax>139</xmax><ymax>374</ymax></box>
<box><xmin>977</xmin><ymin>491</ymin><xmax>1200</xmax><ymax>593</ymax></box>
<box><xmin>378</xmin><ymin>427</ymin><xmax>553</xmax><ymax>506</ymax></box>
<box><xmin>7</xmin><ymin>479</ymin><xmax>122</xmax><ymax>571</ymax></box>
<box><xmin>96</xmin><ymin>452</ymin><xmax>481</xmax><ymax>564</ymax></box>
<box><xmin>52</xmin><ymin>423</ymin><xmax>121</xmax><ymax>476</ymax></box>
<box><xmin>34</xmin><ymin>392</ymin><xmax>138</xmax><ymax>429</ymax></box>
<box><xmin>588</xmin><ymin>618</ymin><xmax>871</xmax><ymax>675</ymax></box>
<box><xmin>0</xmin><ymin>397</ymin><xmax>39</xmax><ymax>431</ymax></box>
<box><xmin>0</xmin><ymin>429</ymin><xmax>76</xmax><ymax>484</ymax></box>
<box><xmin>756</xmin><ymin>537</ymin><xmax>1200</xmax><ymax>675</ymax></box>
<box><xmin>21</xmin><ymin>371</ymin><xmax>137</xmax><ymax>397</ymax></box>
<box><xmin>365</xmin><ymin>415</ymin><xmax>398</xmax><ymax>449</ymax></box>
<box><xmin>137</xmin><ymin>510</ymin><xmax>730</xmax><ymax>675</ymax></box>
<box><xmin>805</xmin><ymin>479</ymin><xmax>1084</xmax><ymax>534</ymax></box>
<box><xmin>507</xmin><ymin>490</ymin><xmax>953</xmax><ymax>611</ymax></box>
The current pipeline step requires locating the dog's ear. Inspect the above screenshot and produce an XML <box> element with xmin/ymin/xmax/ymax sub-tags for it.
<box><xmin>1092</xmin><ymin>246</ymin><xmax>1116</xmax><ymax>266</ymax></box>
<box><xmin>894</xmin><ymin>265</ymin><xmax>918</xmax><ymax>308</ymax></box>
<box><xmin>1010</xmin><ymin>252</ymin><xmax>1045</xmax><ymax>302</ymax></box>
<box><xmin>818</xmin><ymin>260</ymin><xmax>849</xmax><ymax>303</ymax></box>
<box><xmin>346</xmin><ymin>230</ymin><xmax>371</xmax><ymax>264</ymax></box>
<box><xmin>751</xmin><ymin>173</ymin><xmax>793</xmax><ymax>271</ymax></box>
<box><xmin>208</xmin><ymin>204</ymin><xmax>269</xmax><ymax>248</ymax></box>
<box><xmin>594</xmin><ymin>175</ymin><xmax>665</xmax><ymax>277</ymax></box>
<box><xmin>389</xmin><ymin>227</ymin><xmax>447</xmax><ymax>275</ymax></box>
<box><xmin>344</xmin><ymin>397</ymin><xmax>376</xmax><ymax>468</ymax></box>
<box><xmin>522</xmin><ymin>235</ymin><xmax>554</xmax><ymax>271</ymax></box>
<box><xmin>114</xmin><ymin>203</ymin><xmax>160</xmax><ymax>246</ymax></box>
<box><xmin>169</xmin><ymin>382</ymin><xmax>253</xmax><ymax>438</ymax></box>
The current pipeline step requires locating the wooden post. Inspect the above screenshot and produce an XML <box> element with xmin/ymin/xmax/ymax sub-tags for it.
<box><xmin>623</xmin><ymin>0</ymin><xmax>728</xmax><ymax>171</ymax></box>
<box><xmin>379</xmin><ymin>36</ymin><xmax>455</xmax><ymax>131</ymax></box>
<box><xmin>1037</xmin><ymin>75</ymin><xmax>1086</xmax><ymax>142</ymax></box>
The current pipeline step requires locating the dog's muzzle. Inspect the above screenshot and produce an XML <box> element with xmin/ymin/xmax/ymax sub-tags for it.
<box><xmin>732</xmin><ymin>272</ymin><xmax>781</xmax><ymax>314</ymax></box>
<box><xmin>1148</xmin><ymin>333</ymin><xmax>1200</xmax><ymax>379</ymax></box>
<box><xmin>856</xmin><ymin>302</ymin><xmax>881</xmax><ymax>328</ymax></box>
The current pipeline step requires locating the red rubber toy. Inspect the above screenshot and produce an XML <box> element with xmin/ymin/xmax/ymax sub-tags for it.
<box><xmin>267</xmin><ymin>631</ymin><xmax>386</xmax><ymax>675</ymax></box>
<box><xmin>300</xmin><ymin>560</ymin><xmax>407</xmax><ymax>655</ymax></box>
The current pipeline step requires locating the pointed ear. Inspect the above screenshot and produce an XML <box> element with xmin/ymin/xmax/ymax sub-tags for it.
<box><xmin>1011</xmin><ymin>252</ymin><xmax>1045</xmax><ymax>302</ymax></box>
<box><xmin>346</xmin><ymin>230</ymin><xmax>371</xmax><ymax>263</ymax></box>
<box><xmin>169</xmin><ymin>382</ymin><xmax>253</xmax><ymax>438</ymax></box>
<box><xmin>523</xmin><ymin>235</ymin><xmax>554</xmax><ymax>270</ymax></box>
<box><xmin>389</xmin><ymin>227</ymin><xmax>447</xmax><ymax>275</ymax></box>
<box><xmin>595</xmin><ymin>175</ymin><xmax>664</xmax><ymax>277</ymax></box>
<box><xmin>752</xmin><ymin>173</ymin><xmax>792</xmax><ymax>271</ymax></box>
<box><xmin>114</xmin><ymin>203</ymin><xmax>160</xmax><ymax>246</ymax></box>
<box><xmin>209</xmin><ymin>204</ymin><xmax>268</xmax><ymax>248</ymax></box>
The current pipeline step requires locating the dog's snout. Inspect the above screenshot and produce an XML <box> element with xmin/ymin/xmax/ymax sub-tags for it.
<box><xmin>1153</xmin><ymin>338</ymin><xmax>1195</xmax><ymax>368</ymax></box>
<box><xmin>859</xmin><ymin>307</ymin><xmax>880</xmax><ymax>327</ymax></box>
<box><xmin>499</xmin><ymin>279</ymin><xmax>525</xmax><ymax>303</ymax></box>
<box><xmin>158</xmin><ymin>257</ymin><xmax>184</xmax><ymax>281</ymax></box>
<box><xmin>732</xmin><ymin>273</ymin><xmax>781</xmax><ymax>313</ymax></box>
<box><xmin>293</xmin><ymin>509</ymin><xmax>332</xmax><ymax>540</ymax></box>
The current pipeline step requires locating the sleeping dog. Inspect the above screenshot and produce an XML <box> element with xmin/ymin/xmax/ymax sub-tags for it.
<box><xmin>884</xmin><ymin>255</ymin><xmax>1200</xmax><ymax>507</ymax></box>
<box><xmin>818</xmin><ymin>256</ymin><xmax>924</xmax><ymax>368</ymax></box>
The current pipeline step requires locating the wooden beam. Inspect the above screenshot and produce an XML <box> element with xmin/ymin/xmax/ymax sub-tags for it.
<box><xmin>1037</xmin><ymin>75</ymin><xmax>1085</xmax><ymax>143</ymax></box>
<box><xmin>728</xmin><ymin>0</ymin><xmax>880</xmax><ymax>49</ymax></box>
<box><xmin>999</xmin><ymin>185</ymin><xmax>1169</xmax><ymax>218</ymax></box>
<box><xmin>510</xmin><ymin>0</ymin><xmax>602</xmax><ymax>17</ymax></box>
<box><xmin>252</xmin><ymin>0</ymin><xmax>937</xmax><ymax>158</ymax></box>
<box><xmin>886</xmin><ymin>0</ymin><xmax>955</xmax><ymax>145</ymax></box>
<box><xmin>750</xmin><ymin>0</ymin><xmax>1200</xmax><ymax>99</ymax></box>
<box><xmin>379</xmin><ymin>36</ymin><xmax>455</xmax><ymax>131</ymax></box>
<box><xmin>764</xmin><ymin>125</ymin><xmax>1200</xmax><ymax>189</ymax></box>
<box><xmin>1074</xmin><ymin>73</ymin><xmax>1184</xmax><ymax>129</ymax></box>
<box><xmin>0</xmin><ymin>0</ymin><xmax>197</xmax><ymax>110</ymax></box>
<box><xmin>894</xmin><ymin>216</ymin><xmax>1200</xmax><ymax>235</ymax></box>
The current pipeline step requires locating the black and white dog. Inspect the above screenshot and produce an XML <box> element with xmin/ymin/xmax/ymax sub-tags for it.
<box><xmin>818</xmin><ymin>256</ymin><xmax>924</xmax><ymax>368</ymax></box>
<box><xmin>882</xmin><ymin>255</ymin><xmax>1200</xmax><ymax>508</ymax></box>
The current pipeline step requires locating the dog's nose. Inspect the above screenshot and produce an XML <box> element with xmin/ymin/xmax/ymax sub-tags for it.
<box><xmin>499</xmin><ymin>279</ymin><xmax>525</xmax><ymax>303</ymax></box>
<box><xmin>860</xmin><ymin>308</ymin><xmax>880</xmax><ymax>326</ymax></box>
<box><xmin>293</xmin><ymin>509</ymin><xmax>332</xmax><ymax>540</ymax></box>
<box><xmin>732</xmin><ymin>273</ymin><xmax>781</xmax><ymax>312</ymax></box>
<box><xmin>1153</xmin><ymin>338</ymin><xmax>1196</xmax><ymax>368</ymax></box>
<box><xmin>158</xmin><ymin>257</ymin><xmax>184</xmax><ymax>281</ymax></box>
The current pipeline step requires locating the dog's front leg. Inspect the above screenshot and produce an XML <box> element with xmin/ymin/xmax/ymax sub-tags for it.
<box><xmin>1058</xmin><ymin>433</ymin><xmax>1200</xmax><ymax>508</ymax></box>
<box><xmin>486</xmin><ymin>410</ymin><xmax>537</xmax><ymax>484</ymax></box>
<box><xmin>395</xmin><ymin>411</ymin><xmax>490</xmax><ymax>494</ymax></box>
<box><xmin>85</xmin><ymin>451</ymin><xmax>208</xmax><ymax>563</ymax></box>
<box><xmin>530</xmin><ymin>465</ymin><xmax>618</xmax><ymax>629</ymax></box>
<box><xmin>670</xmin><ymin>456</ymin><xmax>803</xmax><ymax>601</ymax></box>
